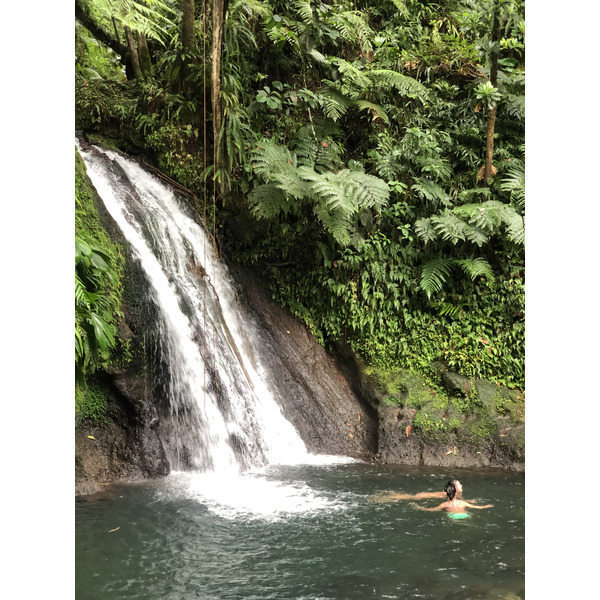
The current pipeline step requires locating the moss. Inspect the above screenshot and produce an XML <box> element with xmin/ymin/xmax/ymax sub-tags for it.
<box><xmin>494</xmin><ymin>389</ymin><xmax>525</xmax><ymax>424</ymax></box>
<box><xmin>75</xmin><ymin>382</ymin><xmax>110</xmax><ymax>425</ymax></box>
<box><xmin>461</xmin><ymin>415</ymin><xmax>497</xmax><ymax>442</ymax></box>
<box><xmin>450</xmin><ymin>383</ymin><xmax>483</xmax><ymax>415</ymax></box>
<box><xmin>365</xmin><ymin>365</ymin><xmax>448</xmax><ymax>409</ymax></box>
<box><xmin>366</xmin><ymin>363</ymin><xmax>523</xmax><ymax>448</ymax></box>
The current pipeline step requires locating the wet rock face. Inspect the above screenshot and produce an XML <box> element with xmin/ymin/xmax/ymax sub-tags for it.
<box><xmin>75</xmin><ymin>371</ymin><xmax>170</xmax><ymax>496</ymax></box>
<box><xmin>229</xmin><ymin>266</ymin><xmax>379</xmax><ymax>461</ymax></box>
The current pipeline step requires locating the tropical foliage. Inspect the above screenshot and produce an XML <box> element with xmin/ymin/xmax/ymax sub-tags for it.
<box><xmin>75</xmin><ymin>151</ymin><xmax>125</xmax><ymax>389</ymax></box>
<box><xmin>75</xmin><ymin>0</ymin><xmax>525</xmax><ymax>390</ymax></box>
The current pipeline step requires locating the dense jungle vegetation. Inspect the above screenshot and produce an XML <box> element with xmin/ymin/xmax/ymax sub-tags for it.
<box><xmin>75</xmin><ymin>0</ymin><xmax>525</xmax><ymax>406</ymax></box>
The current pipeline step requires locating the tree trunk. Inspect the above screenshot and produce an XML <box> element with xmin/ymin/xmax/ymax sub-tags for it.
<box><xmin>483</xmin><ymin>5</ymin><xmax>500</xmax><ymax>186</ymax></box>
<box><xmin>125</xmin><ymin>26</ymin><xmax>143</xmax><ymax>80</ymax></box>
<box><xmin>181</xmin><ymin>0</ymin><xmax>196</xmax><ymax>95</ymax></box>
<box><xmin>484</xmin><ymin>107</ymin><xmax>497</xmax><ymax>183</ymax></box>
<box><xmin>137</xmin><ymin>32</ymin><xmax>152</xmax><ymax>76</ymax></box>
<box><xmin>182</xmin><ymin>0</ymin><xmax>197</xmax><ymax>54</ymax></box>
<box><xmin>211</xmin><ymin>0</ymin><xmax>228</xmax><ymax>195</ymax></box>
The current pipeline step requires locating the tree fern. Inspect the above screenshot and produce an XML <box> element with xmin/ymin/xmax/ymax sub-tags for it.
<box><xmin>313</xmin><ymin>204</ymin><xmax>353</xmax><ymax>247</ymax></box>
<box><xmin>248</xmin><ymin>137</ymin><xmax>389</xmax><ymax>247</ymax></box>
<box><xmin>251</xmin><ymin>140</ymin><xmax>297</xmax><ymax>178</ymax></box>
<box><xmin>304</xmin><ymin>170</ymin><xmax>357</xmax><ymax>216</ymax></box>
<box><xmin>96</xmin><ymin>0</ymin><xmax>177</xmax><ymax>44</ymax></box>
<box><xmin>498</xmin><ymin>203</ymin><xmax>525</xmax><ymax>244</ymax></box>
<box><xmin>291</xmin><ymin>124</ymin><xmax>344</xmax><ymax>171</ymax></box>
<box><xmin>463</xmin><ymin>225</ymin><xmax>490</xmax><ymax>247</ymax></box>
<box><xmin>340</xmin><ymin>170</ymin><xmax>390</xmax><ymax>210</ymax></box>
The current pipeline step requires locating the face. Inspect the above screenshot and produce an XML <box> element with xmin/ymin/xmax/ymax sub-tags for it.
<box><xmin>454</xmin><ymin>480</ymin><xmax>463</xmax><ymax>494</ymax></box>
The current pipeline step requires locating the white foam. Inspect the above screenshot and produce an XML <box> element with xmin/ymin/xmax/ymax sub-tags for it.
<box><xmin>177</xmin><ymin>471</ymin><xmax>349</xmax><ymax>521</ymax></box>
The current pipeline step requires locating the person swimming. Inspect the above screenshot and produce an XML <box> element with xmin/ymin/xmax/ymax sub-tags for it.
<box><xmin>371</xmin><ymin>479</ymin><xmax>469</xmax><ymax>503</ymax></box>
<box><xmin>411</xmin><ymin>480</ymin><xmax>493</xmax><ymax>517</ymax></box>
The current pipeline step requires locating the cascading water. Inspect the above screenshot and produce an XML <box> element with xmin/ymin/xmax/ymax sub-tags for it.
<box><xmin>77</xmin><ymin>140</ymin><xmax>314</xmax><ymax>482</ymax></box>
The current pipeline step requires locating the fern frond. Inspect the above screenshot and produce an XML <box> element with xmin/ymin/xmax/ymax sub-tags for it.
<box><xmin>369</xmin><ymin>69</ymin><xmax>428</xmax><ymax>100</ymax></box>
<box><xmin>248</xmin><ymin>184</ymin><xmax>291</xmax><ymax>219</ymax></box>
<box><xmin>304</xmin><ymin>171</ymin><xmax>356</xmax><ymax>216</ymax></box>
<box><xmin>251</xmin><ymin>139</ymin><xmax>297</xmax><ymax>180</ymax></box>
<box><xmin>463</xmin><ymin>225</ymin><xmax>490</xmax><ymax>246</ymax></box>
<box><xmin>320</xmin><ymin>86</ymin><xmax>352</xmax><ymax>121</ymax></box>
<box><xmin>75</xmin><ymin>275</ymin><xmax>92</xmax><ymax>309</ymax></box>
<box><xmin>294</xmin><ymin>0</ymin><xmax>316</xmax><ymax>24</ymax></box>
<box><xmin>313</xmin><ymin>204</ymin><xmax>353</xmax><ymax>247</ymax></box>
<box><xmin>458</xmin><ymin>187</ymin><xmax>491</xmax><ymax>203</ymax></box>
<box><xmin>454</xmin><ymin>201</ymin><xmax>500</xmax><ymax>231</ymax></box>
<box><xmin>79</xmin><ymin>67</ymin><xmax>104</xmax><ymax>81</ymax></box>
<box><xmin>342</xmin><ymin>170</ymin><xmax>390</xmax><ymax>210</ymax></box>
<box><xmin>308</xmin><ymin>48</ymin><xmax>329</xmax><ymax>64</ymax></box>
<box><xmin>354</xmin><ymin>100</ymin><xmax>390</xmax><ymax>125</ymax></box>
<box><xmin>503</xmin><ymin>93</ymin><xmax>525</xmax><ymax>121</ymax></box>
<box><xmin>291</xmin><ymin>126</ymin><xmax>343</xmax><ymax>172</ymax></box>
<box><xmin>430</xmin><ymin>211</ymin><xmax>468</xmax><ymax>244</ymax></box>
<box><xmin>499</xmin><ymin>162</ymin><xmax>525</xmax><ymax>210</ymax></box>
<box><xmin>329</xmin><ymin>10</ymin><xmax>374</xmax><ymax>53</ymax></box>
<box><xmin>412</xmin><ymin>177</ymin><xmax>451</xmax><ymax>207</ymax></box>
<box><xmin>109</xmin><ymin>0</ymin><xmax>176</xmax><ymax>43</ymax></box>
<box><xmin>333</xmin><ymin>58</ymin><xmax>372</xmax><ymax>90</ymax></box>
<box><xmin>497</xmin><ymin>203</ymin><xmax>525</xmax><ymax>244</ymax></box>
<box><xmin>432</xmin><ymin>300</ymin><xmax>464</xmax><ymax>318</ymax></box>
<box><xmin>419</xmin><ymin>258</ymin><xmax>454</xmax><ymax>299</ymax></box>
<box><xmin>414</xmin><ymin>217</ymin><xmax>437</xmax><ymax>244</ymax></box>
<box><xmin>454</xmin><ymin>257</ymin><xmax>495</xmax><ymax>282</ymax></box>
<box><xmin>387</xmin><ymin>0</ymin><xmax>410</xmax><ymax>18</ymax></box>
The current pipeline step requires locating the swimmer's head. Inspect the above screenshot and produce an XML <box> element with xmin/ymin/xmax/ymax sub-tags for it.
<box><xmin>444</xmin><ymin>481</ymin><xmax>457</xmax><ymax>500</ymax></box>
<box><xmin>453</xmin><ymin>480</ymin><xmax>463</xmax><ymax>495</ymax></box>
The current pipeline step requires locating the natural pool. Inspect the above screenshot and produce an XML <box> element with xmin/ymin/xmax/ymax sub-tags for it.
<box><xmin>75</xmin><ymin>463</ymin><xmax>524</xmax><ymax>599</ymax></box>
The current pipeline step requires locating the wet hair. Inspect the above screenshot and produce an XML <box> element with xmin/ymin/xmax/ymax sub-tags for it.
<box><xmin>444</xmin><ymin>481</ymin><xmax>457</xmax><ymax>501</ymax></box>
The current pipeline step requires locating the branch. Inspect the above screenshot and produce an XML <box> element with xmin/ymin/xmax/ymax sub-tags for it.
<box><xmin>75</xmin><ymin>0</ymin><xmax>129</xmax><ymax>64</ymax></box>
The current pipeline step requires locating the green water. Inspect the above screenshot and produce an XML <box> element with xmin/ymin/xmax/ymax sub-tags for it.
<box><xmin>75</xmin><ymin>463</ymin><xmax>524</xmax><ymax>599</ymax></box>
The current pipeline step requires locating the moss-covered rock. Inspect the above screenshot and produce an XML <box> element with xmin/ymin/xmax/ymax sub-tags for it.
<box><xmin>363</xmin><ymin>363</ymin><xmax>524</xmax><ymax>470</ymax></box>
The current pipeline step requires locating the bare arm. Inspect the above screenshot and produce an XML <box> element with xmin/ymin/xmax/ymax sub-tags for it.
<box><xmin>413</xmin><ymin>491</ymin><xmax>446</xmax><ymax>499</ymax></box>
<box><xmin>370</xmin><ymin>491</ymin><xmax>414</xmax><ymax>502</ymax></box>
<box><xmin>370</xmin><ymin>490</ymin><xmax>444</xmax><ymax>503</ymax></box>
<box><xmin>410</xmin><ymin>501</ymin><xmax>446</xmax><ymax>512</ymax></box>
<box><xmin>463</xmin><ymin>502</ymin><xmax>493</xmax><ymax>509</ymax></box>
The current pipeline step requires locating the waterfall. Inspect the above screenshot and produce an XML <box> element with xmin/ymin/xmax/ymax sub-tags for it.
<box><xmin>77</xmin><ymin>140</ymin><xmax>312</xmax><ymax>475</ymax></box>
